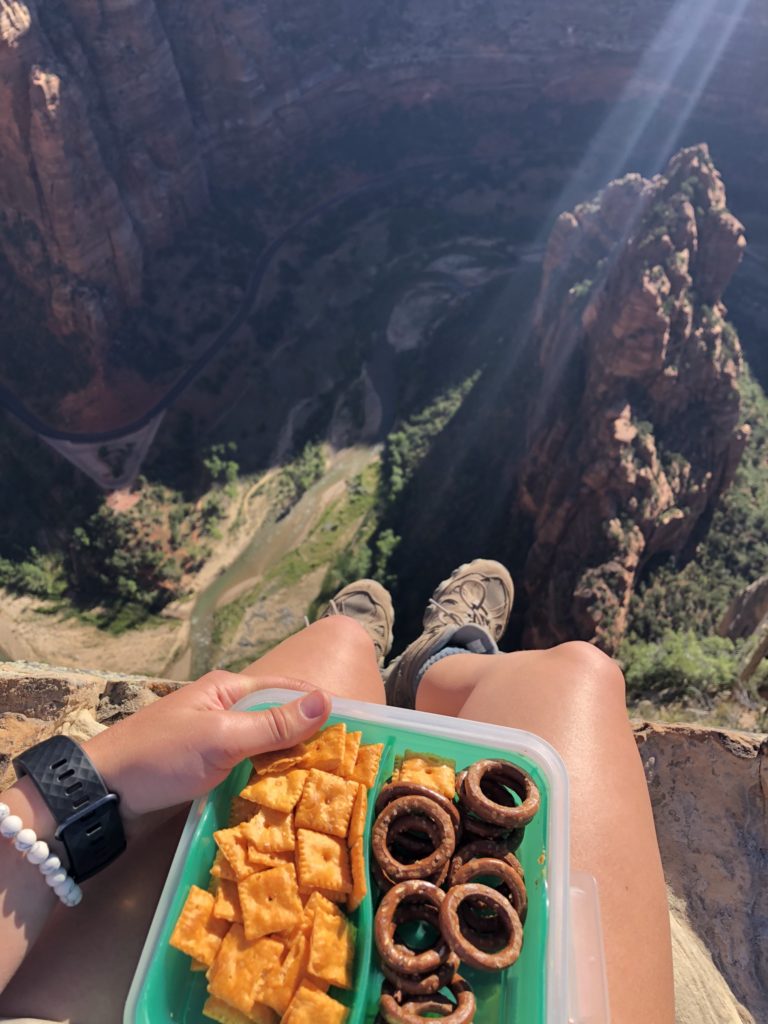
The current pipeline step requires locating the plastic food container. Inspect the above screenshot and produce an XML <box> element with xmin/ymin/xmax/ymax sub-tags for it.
<box><xmin>125</xmin><ymin>689</ymin><xmax>606</xmax><ymax>1023</ymax></box>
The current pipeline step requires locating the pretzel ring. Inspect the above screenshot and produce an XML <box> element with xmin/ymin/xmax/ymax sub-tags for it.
<box><xmin>379</xmin><ymin>975</ymin><xmax>476</xmax><ymax>1024</ymax></box>
<box><xmin>380</xmin><ymin>951</ymin><xmax>460</xmax><ymax>996</ymax></box>
<box><xmin>439</xmin><ymin>883</ymin><xmax>524</xmax><ymax>970</ymax></box>
<box><xmin>374</xmin><ymin>856</ymin><xmax>451</xmax><ymax>893</ymax></box>
<box><xmin>388</xmin><ymin>814</ymin><xmax>442</xmax><ymax>858</ymax></box>
<box><xmin>375</xmin><ymin>782</ymin><xmax>462</xmax><ymax>834</ymax></box>
<box><xmin>448</xmin><ymin>839</ymin><xmax>525</xmax><ymax>882</ymax></box>
<box><xmin>375</xmin><ymin>880</ymin><xmax>452</xmax><ymax>975</ymax></box>
<box><xmin>373</xmin><ymin>796</ymin><xmax>455</xmax><ymax>881</ymax></box>
<box><xmin>462</xmin><ymin>759</ymin><xmax>540</xmax><ymax>828</ymax></box>
<box><xmin>451</xmin><ymin>857</ymin><xmax>527</xmax><ymax>922</ymax></box>
<box><xmin>456</xmin><ymin>771</ymin><xmax>514</xmax><ymax>839</ymax></box>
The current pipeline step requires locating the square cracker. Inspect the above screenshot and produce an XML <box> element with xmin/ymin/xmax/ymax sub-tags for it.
<box><xmin>238</xmin><ymin>863</ymin><xmax>303</xmax><ymax>941</ymax></box>
<box><xmin>214</xmin><ymin>826</ymin><xmax>255</xmax><ymax>881</ymax></box>
<box><xmin>347</xmin><ymin>837</ymin><xmax>367</xmax><ymax>913</ymax></box>
<box><xmin>308</xmin><ymin>899</ymin><xmax>355</xmax><ymax>989</ymax></box>
<box><xmin>294</xmin><ymin>769</ymin><xmax>358</xmax><ymax>838</ymax></box>
<box><xmin>347</xmin><ymin>784</ymin><xmax>367</xmax><ymax>844</ymax></box>
<box><xmin>300</xmin><ymin>886</ymin><xmax>345</xmax><ymax>905</ymax></box>
<box><xmin>247</xmin><ymin>847</ymin><xmax>294</xmax><ymax>870</ymax></box>
<box><xmin>398</xmin><ymin>753</ymin><xmax>456</xmax><ymax>800</ymax></box>
<box><xmin>350</xmin><ymin>743</ymin><xmax>384</xmax><ymax>789</ymax></box>
<box><xmin>169</xmin><ymin>885</ymin><xmax>229</xmax><ymax>966</ymax></box>
<box><xmin>240</xmin><ymin>769</ymin><xmax>308</xmax><ymax>813</ymax></box>
<box><xmin>213</xmin><ymin>878</ymin><xmax>242</xmax><ymax>923</ymax></box>
<box><xmin>296</xmin><ymin>829</ymin><xmax>352</xmax><ymax>894</ymax></box>
<box><xmin>338</xmin><ymin>731</ymin><xmax>362</xmax><ymax>779</ymax></box>
<box><xmin>203</xmin><ymin>995</ymin><xmax>277</xmax><ymax>1024</ymax></box>
<box><xmin>242</xmin><ymin>805</ymin><xmax>295</xmax><ymax>852</ymax></box>
<box><xmin>211</xmin><ymin>849</ymin><xmax>237</xmax><ymax>882</ymax></box>
<box><xmin>251</xmin><ymin>723</ymin><xmax>346</xmax><ymax>775</ymax></box>
<box><xmin>207</xmin><ymin>924</ymin><xmax>283</xmax><ymax>1015</ymax></box>
<box><xmin>283</xmin><ymin>982</ymin><xmax>348</xmax><ymax>1024</ymax></box>
<box><xmin>262</xmin><ymin>931</ymin><xmax>311</xmax><ymax>1015</ymax></box>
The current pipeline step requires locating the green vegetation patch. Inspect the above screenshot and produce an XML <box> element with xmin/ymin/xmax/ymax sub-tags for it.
<box><xmin>629</xmin><ymin>369</ymin><xmax>768</xmax><ymax>641</ymax></box>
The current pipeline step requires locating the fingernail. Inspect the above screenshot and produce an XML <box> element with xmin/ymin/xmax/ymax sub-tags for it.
<box><xmin>299</xmin><ymin>690</ymin><xmax>327</xmax><ymax>720</ymax></box>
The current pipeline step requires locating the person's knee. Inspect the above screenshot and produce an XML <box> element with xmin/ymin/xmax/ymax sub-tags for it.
<box><xmin>306</xmin><ymin>613</ymin><xmax>377</xmax><ymax>659</ymax></box>
<box><xmin>549</xmin><ymin>640</ymin><xmax>626</xmax><ymax>698</ymax></box>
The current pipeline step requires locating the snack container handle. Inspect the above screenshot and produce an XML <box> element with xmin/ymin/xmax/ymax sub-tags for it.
<box><xmin>568</xmin><ymin>872</ymin><xmax>610</xmax><ymax>1023</ymax></box>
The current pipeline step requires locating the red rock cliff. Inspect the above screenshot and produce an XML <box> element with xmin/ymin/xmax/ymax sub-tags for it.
<box><xmin>519</xmin><ymin>144</ymin><xmax>747</xmax><ymax>652</ymax></box>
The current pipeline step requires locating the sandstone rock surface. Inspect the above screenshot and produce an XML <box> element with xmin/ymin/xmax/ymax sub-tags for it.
<box><xmin>0</xmin><ymin>660</ymin><xmax>178</xmax><ymax>788</ymax></box>
<box><xmin>635</xmin><ymin>721</ymin><xmax>767</xmax><ymax>1023</ymax></box>
<box><xmin>519</xmin><ymin>145</ymin><xmax>748</xmax><ymax>652</ymax></box>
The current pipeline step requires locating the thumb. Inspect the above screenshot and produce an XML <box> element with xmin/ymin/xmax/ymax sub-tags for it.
<box><xmin>224</xmin><ymin>689</ymin><xmax>332</xmax><ymax>761</ymax></box>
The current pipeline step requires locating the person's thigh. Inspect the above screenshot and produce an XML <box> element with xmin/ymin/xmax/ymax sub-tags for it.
<box><xmin>417</xmin><ymin>641</ymin><xmax>675</xmax><ymax>1024</ymax></box>
<box><xmin>241</xmin><ymin>616</ymin><xmax>386</xmax><ymax>705</ymax></box>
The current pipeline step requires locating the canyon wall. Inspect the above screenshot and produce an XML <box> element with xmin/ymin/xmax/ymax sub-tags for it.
<box><xmin>1</xmin><ymin>0</ymin><xmax>767</xmax><ymax>342</ymax></box>
<box><xmin>519</xmin><ymin>144</ymin><xmax>747</xmax><ymax>651</ymax></box>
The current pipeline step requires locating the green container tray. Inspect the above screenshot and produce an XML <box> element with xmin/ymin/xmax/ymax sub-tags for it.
<box><xmin>125</xmin><ymin>691</ymin><xmax>570</xmax><ymax>1023</ymax></box>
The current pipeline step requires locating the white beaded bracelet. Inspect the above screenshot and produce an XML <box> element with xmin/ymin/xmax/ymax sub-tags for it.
<box><xmin>0</xmin><ymin>801</ymin><xmax>82</xmax><ymax>906</ymax></box>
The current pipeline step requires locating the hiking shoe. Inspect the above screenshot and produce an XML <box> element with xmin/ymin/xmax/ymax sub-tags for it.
<box><xmin>320</xmin><ymin>579</ymin><xmax>394</xmax><ymax>666</ymax></box>
<box><xmin>385</xmin><ymin>559</ymin><xmax>514</xmax><ymax>709</ymax></box>
<box><xmin>421</xmin><ymin>558</ymin><xmax>514</xmax><ymax>641</ymax></box>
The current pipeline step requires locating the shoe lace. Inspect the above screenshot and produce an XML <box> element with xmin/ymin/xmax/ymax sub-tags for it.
<box><xmin>427</xmin><ymin>596</ymin><xmax>492</xmax><ymax>629</ymax></box>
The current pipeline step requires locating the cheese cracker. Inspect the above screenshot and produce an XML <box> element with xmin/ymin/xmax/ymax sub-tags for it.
<box><xmin>296</xmin><ymin>829</ymin><xmax>352</xmax><ymax>894</ymax></box>
<box><xmin>338</xmin><ymin>730</ymin><xmax>362</xmax><ymax>779</ymax></box>
<box><xmin>207</xmin><ymin>925</ymin><xmax>283</xmax><ymax>1015</ymax></box>
<box><xmin>282</xmin><ymin>982</ymin><xmax>348</xmax><ymax>1024</ymax></box>
<box><xmin>240</xmin><ymin>769</ymin><xmax>308</xmax><ymax>813</ymax></box>
<box><xmin>350</xmin><ymin>743</ymin><xmax>384</xmax><ymax>789</ymax></box>
<box><xmin>213</xmin><ymin>826</ymin><xmax>255</xmax><ymax>881</ymax></box>
<box><xmin>238</xmin><ymin>863</ymin><xmax>303</xmax><ymax>941</ymax></box>
<box><xmin>262</xmin><ymin>931</ymin><xmax>311</xmax><ymax>1015</ymax></box>
<box><xmin>307</xmin><ymin>899</ymin><xmax>355</xmax><ymax>989</ymax></box>
<box><xmin>203</xmin><ymin>995</ymin><xmax>277</xmax><ymax>1024</ymax></box>
<box><xmin>210</xmin><ymin>849</ymin><xmax>237</xmax><ymax>882</ymax></box>
<box><xmin>347</xmin><ymin>837</ymin><xmax>367</xmax><ymax>913</ymax></box>
<box><xmin>398</xmin><ymin>752</ymin><xmax>456</xmax><ymax>800</ymax></box>
<box><xmin>213</xmin><ymin>878</ymin><xmax>242</xmax><ymax>923</ymax></box>
<box><xmin>347</xmin><ymin>783</ymin><xmax>367</xmax><ymax>844</ymax></box>
<box><xmin>294</xmin><ymin>769</ymin><xmax>358</xmax><ymax>838</ymax></box>
<box><xmin>251</xmin><ymin>723</ymin><xmax>346</xmax><ymax>775</ymax></box>
<box><xmin>242</xmin><ymin>805</ymin><xmax>295</xmax><ymax>852</ymax></box>
<box><xmin>169</xmin><ymin>885</ymin><xmax>229</xmax><ymax>966</ymax></box>
<box><xmin>246</xmin><ymin>847</ymin><xmax>293</xmax><ymax>870</ymax></box>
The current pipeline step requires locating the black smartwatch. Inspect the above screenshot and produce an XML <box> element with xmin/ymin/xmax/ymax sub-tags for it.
<box><xmin>13</xmin><ymin>735</ymin><xmax>126</xmax><ymax>883</ymax></box>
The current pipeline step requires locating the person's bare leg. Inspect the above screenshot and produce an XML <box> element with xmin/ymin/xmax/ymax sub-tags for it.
<box><xmin>417</xmin><ymin>640</ymin><xmax>674</xmax><ymax>1024</ymax></box>
<box><xmin>240</xmin><ymin>615</ymin><xmax>386</xmax><ymax>705</ymax></box>
<box><xmin>0</xmin><ymin>616</ymin><xmax>383</xmax><ymax>1023</ymax></box>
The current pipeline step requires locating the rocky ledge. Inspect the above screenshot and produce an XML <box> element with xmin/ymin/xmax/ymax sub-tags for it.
<box><xmin>0</xmin><ymin>659</ymin><xmax>765</xmax><ymax>1021</ymax></box>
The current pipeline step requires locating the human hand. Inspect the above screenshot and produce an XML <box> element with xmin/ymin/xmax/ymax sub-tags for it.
<box><xmin>82</xmin><ymin>671</ymin><xmax>330</xmax><ymax>822</ymax></box>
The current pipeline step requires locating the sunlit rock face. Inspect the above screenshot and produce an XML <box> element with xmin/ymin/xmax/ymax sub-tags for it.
<box><xmin>0</xmin><ymin>0</ymin><xmax>766</xmax><ymax>342</ymax></box>
<box><xmin>519</xmin><ymin>145</ymin><xmax>747</xmax><ymax>652</ymax></box>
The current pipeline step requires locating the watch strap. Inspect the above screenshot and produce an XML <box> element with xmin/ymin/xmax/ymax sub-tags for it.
<box><xmin>13</xmin><ymin>735</ymin><xmax>126</xmax><ymax>883</ymax></box>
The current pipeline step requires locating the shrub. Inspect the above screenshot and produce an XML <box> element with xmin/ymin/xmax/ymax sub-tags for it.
<box><xmin>619</xmin><ymin>630</ymin><xmax>740</xmax><ymax>702</ymax></box>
